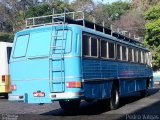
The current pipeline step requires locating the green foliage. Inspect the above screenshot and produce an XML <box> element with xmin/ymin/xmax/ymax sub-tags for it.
<box><xmin>103</xmin><ymin>0</ymin><xmax>131</xmax><ymax>21</ymax></box>
<box><xmin>144</xmin><ymin>2</ymin><xmax>160</xmax><ymax>69</ymax></box>
<box><xmin>144</xmin><ymin>4</ymin><xmax>160</xmax><ymax>21</ymax></box>
<box><xmin>26</xmin><ymin>0</ymin><xmax>72</xmax><ymax>18</ymax></box>
<box><xmin>0</xmin><ymin>32</ymin><xmax>14</xmax><ymax>42</ymax></box>
<box><xmin>26</xmin><ymin>4</ymin><xmax>52</xmax><ymax>18</ymax></box>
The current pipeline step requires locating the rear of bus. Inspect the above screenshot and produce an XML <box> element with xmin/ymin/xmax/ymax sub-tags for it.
<box><xmin>0</xmin><ymin>42</ymin><xmax>12</xmax><ymax>98</ymax></box>
<box><xmin>9</xmin><ymin>25</ymin><xmax>83</xmax><ymax>107</ymax></box>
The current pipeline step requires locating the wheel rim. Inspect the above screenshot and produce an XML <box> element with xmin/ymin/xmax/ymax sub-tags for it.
<box><xmin>112</xmin><ymin>88</ymin><xmax>119</xmax><ymax>106</ymax></box>
<box><xmin>115</xmin><ymin>90</ymin><xmax>119</xmax><ymax>105</ymax></box>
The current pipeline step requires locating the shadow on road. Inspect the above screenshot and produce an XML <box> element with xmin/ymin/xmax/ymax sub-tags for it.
<box><xmin>118</xmin><ymin>95</ymin><xmax>160</xmax><ymax>120</ymax></box>
<box><xmin>42</xmin><ymin>88</ymin><xmax>160</xmax><ymax>116</ymax></box>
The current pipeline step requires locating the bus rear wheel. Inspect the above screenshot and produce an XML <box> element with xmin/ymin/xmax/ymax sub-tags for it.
<box><xmin>59</xmin><ymin>99</ymin><xmax>80</xmax><ymax>111</ymax></box>
<box><xmin>110</xmin><ymin>85</ymin><xmax>120</xmax><ymax>110</ymax></box>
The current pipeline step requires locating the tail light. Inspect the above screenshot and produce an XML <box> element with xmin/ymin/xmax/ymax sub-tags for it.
<box><xmin>10</xmin><ymin>85</ymin><xmax>16</xmax><ymax>91</ymax></box>
<box><xmin>2</xmin><ymin>75</ymin><xmax>5</xmax><ymax>83</ymax></box>
<box><xmin>66</xmin><ymin>81</ymin><xmax>81</xmax><ymax>88</ymax></box>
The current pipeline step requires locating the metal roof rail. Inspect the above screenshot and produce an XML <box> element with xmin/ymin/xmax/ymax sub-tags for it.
<box><xmin>25</xmin><ymin>10</ymin><xmax>143</xmax><ymax>47</ymax></box>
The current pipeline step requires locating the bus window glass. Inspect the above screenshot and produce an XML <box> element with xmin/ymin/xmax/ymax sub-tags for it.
<box><xmin>134</xmin><ymin>49</ymin><xmax>138</xmax><ymax>62</ymax></box>
<box><xmin>13</xmin><ymin>35</ymin><xmax>29</xmax><ymax>58</ymax></box>
<box><xmin>117</xmin><ymin>44</ymin><xmax>121</xmax><ymax>60</ymax></box>
<box><xmin>91</xmin><ymin>37</ymin><xmax>98</xmax><ymax>57</ymax></box>
<box><xmin>108</xmin><ymin>42</ymin><xmax>115</xmax><ymax>59</ymax></box>
<box><xmin>143</xmin><ymin>52</ymin><xmax>146</xmax><ymax>64</ymax></box>
<box><xmin>27</xmin><ymin>31</ymin><xmax>51</xmax><ymax>57</ymax></box>
<box><xmin>122</xmin><ymin>46</ymin><xmax>127</xmax><ymax>60</ymax></box>
<box><xmin>101</xmin><ymin>40</ymin><xmax>107</xmax><ymax>58</ymax></box>
<box><xmin>83</xmin><ymin>35</ymin><xmax>90</xmax><ymax>56</ymax></box>
<box><xmin>128</xmin><ymin>48</ymin><xmax>133</xmax><ymax>62</ymax></box>
<box><xmin>7</xmin><ymin>47</ymin><xmax>12</xmax><ymax>64</ymax></box>
<box><xmin>138</xmin><ymin>50</ymin><xmax>141</xmax><ymax>63</ymax></box>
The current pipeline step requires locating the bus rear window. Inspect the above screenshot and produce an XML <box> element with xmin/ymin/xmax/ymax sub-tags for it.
<box><xmin>13</xmin><ymin>35</ymin><xmax>29</xmax><ymax>58</ymax></box>
<box><xmin>27</xmin><ymin>31</ymin><xmax>51</xmax><ymax>57</ymax></box>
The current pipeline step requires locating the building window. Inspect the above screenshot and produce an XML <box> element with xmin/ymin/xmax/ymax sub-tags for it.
<box><xmin>108</xmin><ymin>42</ymin><xmax>115</xmax><ymax>59</ymax></box>
<box><xmin>91</xmin><ymin>37</ymin><xmax>98</xmax><ymax>57</ymax></box>
<box><xmin>117</xmin><ymin>44</ymin><xmax>121</xmax><ymax>60</ymax></box>
<box><xmin>83</xmin><ymin>35</ymin><xmax>90</xmax><ymax>56</ymax></box>
<box><xmin>122</xmin><ymin>46</ymin><xmax>127</xmax><ymax>61</ymax></box>
<box><xmin>101</xmin><ymin>40</ymin><xmax>107</xmax><ymax>58</ymax></box>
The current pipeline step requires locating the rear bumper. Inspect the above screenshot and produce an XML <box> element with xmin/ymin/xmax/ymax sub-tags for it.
<box><xmin>9</xmin><ymin>92</ymin><xmax>84</xmax><ymax>103</ymax></box>
<box><xmin>50</xmin><ymin>92</ymin><xmax>84</xmax><ymax>100</ymax></box>
<box><xmin>8</xmin><ymin>95</ymin><xmax>24</xmax><ymax>102</ymax></box>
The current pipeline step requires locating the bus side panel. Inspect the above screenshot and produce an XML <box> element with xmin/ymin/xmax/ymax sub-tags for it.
<box><xmin>82</xmin><ymin>59</ymin><xmax>152</xmax><ymax>99</ymax></box>
<box><xmin>82</xmin><ymin>59</ymin><xmax>115</xmax><ymax>99</ymax></box>
<box><xmin>83</xmin><ymin>81</ymin><xmax>112</xmax><ymax>99</ymax></box>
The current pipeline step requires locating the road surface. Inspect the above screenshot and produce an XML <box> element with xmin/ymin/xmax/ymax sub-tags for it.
<box><xmin>0</xmin><ymin>88</ymin><xmax>160</xmax><ymax>120</ymax></box>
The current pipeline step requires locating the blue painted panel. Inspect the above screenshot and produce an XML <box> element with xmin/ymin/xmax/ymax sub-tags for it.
<box><xmin>10</xmin><ymin>80</ymin><xmax>51</xmax><ymax>103</ymax></box>
<box><xmin>82</xmin><ymin>59</ymin><xmax>153</xmax><ymax>99</ymax></box>
<box><xmin>125</xmin><ymin>80</ymin><xmax>135</xmax><ymax>93</ymax></box>
<box><xmin>136</xmin><ymin>79</ymin><xmax>146</xmax><ymax>91</ymax></box>
<box><xmin>10</xmin><ymin>59</ymin><xmax>49</xmax><ymax>80</ymax></box>
<box><xmin>84</xmin><ymin>81</ymin><xmax>112</xmax><ymax>99</ymax></box>
<box><xmin>82</xmin><ymin>59</ymin><xmax>152</xmax><ymax>79</ymax></box>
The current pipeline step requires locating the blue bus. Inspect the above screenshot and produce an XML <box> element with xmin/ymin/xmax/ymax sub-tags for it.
<box><xmin>9</xmin><ymin>11</ymin><xmax>153</xmax><ymax>110</ymax></box>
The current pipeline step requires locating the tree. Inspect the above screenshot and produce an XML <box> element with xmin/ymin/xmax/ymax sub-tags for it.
<box><xmin>113</xmin><ymin>9</ymin><xmax>145</xmax><ymax>40</ymax></box>
<box><xmin>103</xmin><ymin>1</ymin><xmax>131</xmax><ymax>21</ymax></box>
<box><xmin>144</xmin><ymin>2</ymin><xmax>160</xmax><ymax>69</ymax></box>
<box><xmin>26</xmin><ymin>0</ymin><xmax>72</xmax><ymax>18</ymax></box>
<box><xmin>93</xmin><ymin>1</ymin><xmax>131</xmax><ymax>28</ymax></box>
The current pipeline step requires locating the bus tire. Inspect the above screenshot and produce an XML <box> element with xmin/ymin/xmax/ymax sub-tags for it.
<box><xmin>110</xmin><ymin>85</ymin><xmax>120</xmax><ymax>110</ymax></box>
<box><xmin>4</xmin><ymin>94</ymin><xmax>8</xmax><ymax>99</ymax></box>
<box><xmin>59</xmin><ymin>99</ymin><xmax>80</xmax><ymax>111</ymax></box>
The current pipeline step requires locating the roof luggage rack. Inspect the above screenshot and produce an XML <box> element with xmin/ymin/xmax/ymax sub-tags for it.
<box><xmin>25</xmin><ymin>11</ymin><xmax>143</xmax><ymax>47</ymax></box>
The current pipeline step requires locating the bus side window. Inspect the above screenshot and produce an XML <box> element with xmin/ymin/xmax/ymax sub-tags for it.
<box><xmin>108</xmin><ymin>42</ymin><xmax>115</xmax><ymax>59</ymax></box>
<box><xmin>101</xmin><ymin>40</ymin><xmax>107</xmax><ymax>58</ymax></box>
<box><xmin>7</xmin><ymin>47</ymin><xmax>12</xmax><ymax>64</ymax></box>
<box><xmin>128</xmin><ymin>48</ymin><xmax>133</xmax><ymax>62</ymax></box>
<box><xmin>134</xmin><ymin>49</ymin><xmax>138</xmax><ymax>63</ymax></box>
<box><xmin>91</xmin><ymin>37</ymin><xmax>98</xmax><ymax>57</ymax></box>
<box><xmin>138</xmin><ymin>50</ymin><xmax>141</xmax><ymax>63</ymax></box>
<box><xmin>122</xmin><ymin>46</ymin><xmax>127</xmax><ymax>61</ymax></box>
<box><xmin>82</xmin><ymin>35</ymin><xmax>90</xmax><ymax>56</ymax></box>
<box><xmin>143</xmin><ymin>52</ymin><xmax>146</xmax><ymax>64</ymax></box>
<box><xmin>117</xmin><ymin>44</ymin><xmax>121</xmax><ymax>60</ymax></box>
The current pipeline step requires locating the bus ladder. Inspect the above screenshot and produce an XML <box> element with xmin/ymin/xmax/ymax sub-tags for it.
<box><xmin>50</xmin><ymin>23</ymin><xmax>65</xmax><ymax>93</ymax></box>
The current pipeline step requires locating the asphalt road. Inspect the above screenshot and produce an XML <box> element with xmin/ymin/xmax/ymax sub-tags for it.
<box><xmin>0</xmin><ymin>87</ymin><xmax>160</xmax><ymax>120</ymax></box>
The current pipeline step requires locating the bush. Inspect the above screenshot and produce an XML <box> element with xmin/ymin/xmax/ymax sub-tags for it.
<box><xmin>0</xmin><ymin>32</ymin><xmax>14</xmax><ymax>42</ymax></box>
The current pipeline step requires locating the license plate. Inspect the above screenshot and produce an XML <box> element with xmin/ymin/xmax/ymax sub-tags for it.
<box><xmin>33</xmin><ymin>92</ymin><xmax>45</xmax><ymax>97</ymax></box>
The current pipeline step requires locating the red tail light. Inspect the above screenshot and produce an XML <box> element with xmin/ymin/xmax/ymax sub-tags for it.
<box><xmin>10</xmin><ymin>85</ymin><xmax>16</xmax><ymax>91</ymax></box>
<box><xmin>2</xmin><ymin>75</ymin><xmax>5</xmax><ymax>83</ymax></box>
<box><xmin>66</xmin><ymin>82</ymin><xmax>81</xmax><ymax>88</ymax></box>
